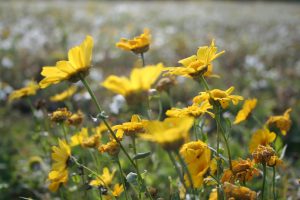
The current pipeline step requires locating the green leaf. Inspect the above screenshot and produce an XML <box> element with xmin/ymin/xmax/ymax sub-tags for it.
<box><xmin>133</xmin><ymin>151</ymin><xmax>152</xmax><ymax>160</ymax></box>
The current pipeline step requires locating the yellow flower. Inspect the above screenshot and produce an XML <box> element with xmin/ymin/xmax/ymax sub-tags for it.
<box><xmin>101</xmin><ymin>63</ymin><xmax>164</xmax><ymax>98</ymax></box>
<box><xmin>50</xmin><ymin>86</ymin><xmax>77</xmax><ymax>102</ymax></box>
<box><xmin>48</xmin><ymin>169</ymin><xmax>68</xmax><ymax>192</ymax></box>
<box><xmin>140</xmin><ymin>117</ymin><xmax>194</xmax><ymax>151</ymax></box>
<box><xmin>166</xmin><ymin>100</ymin><xmax>214</xmax><ymax>118</ymax></box>
<box><xmin>67</xmin><ymin>110</ymin><xmax>84</xmax><ymax>126</ymax></box>
<box><xmin>209</xmin><ymin>188</ymin><xmax>218</xmax><ymax>200</ymax></box>
<box><xmin>223</xmin><ymin>182</ymin><xmax>257</xmax><ymax>200</ymax></box>
<box><xmin>179</xmin><ymin>140</ymin><xmax>211</xmax><ymax>188</ymax></box>
<box><xmin>39</xmin><ymin>35</ymin><xmax>94</xmax><ymax>88</ymax></box>
<box><xmin>116</xmin><ymin>28</ymin><xmax>151</xmax><ymax>54</ymax></box>
<box><xmin>50</xmin><ymin>107</ymin><xmax>72</xmax><ymax>123</ymax></box>
<box><xmin>266</xmin><ymin>108</ymin><xmax>292</xmax><ymax>136</ymax></box>
<box><xmin>234</xmin><ymin>98</ymin><xmax>257</xmax><ymax>124</ymax></box>
<box><xmin>90</xmin><ymin>167</ymin><xmax>116</xmax><ymax>187</ymax></box>
<box><xmin>8</xmin><ymin>80</ymin><xmax>39</xmax><ymax>102</ymax></box>
<box><xmin>249</xmin><ymin>128</ymin><xmax>276</xmax><ymax>153</ymax></box>
<box><xmin>221</xmin><ymin>158</ymin><xmax>259</xmax><ymax>183</ymax></box>
<box><xmin>70</xmin><ymin>128</ymin><xmax>89</xmax><ymax>147</ymax></box>
<box><xmin>82</xmin><ymin>134</ymin><xmax>101</xmax><ymax>148</ymax></box>
<box><xmin>252</xmin><ymin>145</ymin><xmax>275</xmax><ymax>165</ymax></box>
<box><xmin>112</xmin><ymin>114</ymin><xmax>146</xmax><ymax>137</ymax></box>
<box><xmin>112</xmin><ymin>183</ymin><xmax>124</xmax><ymax>197</ymax></box>
<box><xmin>193</xmin><ymin>87</ymin><xmax>244</xmax><ymax>109</ymax></box>
<box><xmin>48</xmin><ymin>139</ymin><xmax>71</xmax><ymax>192</ymax></box>
<box><xmin>165</xmin><ymin>39</ymin><xmax>225</xmax><ymax>78</ymax></box>
<box><xmin>98</xmin><ymin>140</ymin><xmax>120</xmax><ymax>156</ymax></box>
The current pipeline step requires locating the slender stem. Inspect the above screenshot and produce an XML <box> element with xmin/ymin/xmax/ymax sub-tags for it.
<box><xmin>140</xmin><ymin>53</ymin><xmax>145</xmax><ymax>67</ymax></box>
<box><xmin>116</xmin><ymin>157</ymin><xmax>129</xmax><ymax>200</ymax></box>
<box><xmin>175</xmin><ymin>151</ymin><xmax>196</xmax><ymax>200</ymax></box>
<box><xmin>216</xmin><ymin>112</ymin><xmax>222</xmax><ymax>200</ymax></box>
<box><xmin>194</xmin><ymin>119</ymin><xmax>199</xmax><ymax>141</ymax></box>
<box><xmin>79</xmin><ymin>75</ymin><xmax>153</xmax><ymax>200</ymax></box>
<box><xmin>131</xmin><ymin>136</ymin><xmax>141</xmax><ymax>199</ymax></box>
<box><xmin>61</xmin><ymin>123</ymin><xmax>68</xmax><ymax>141</ymax></box>
<box><xmin>262</xmin><ymin>163</ymin><xmax>267</xmax><ymax>200</ymax></box>
<box><xmin>272</xmin><ymin>166</ymin><xmax>276</xmax><ymax>200</ymax></box>
<box><xmin>157</xmin><ymin>96</ymin><xmax>163</xmax><ymax>121</ymax></box>
<box><xmin>167</xmin><ymin>151</ymin><xmax>188</xmax><ymax>191</ymax></box>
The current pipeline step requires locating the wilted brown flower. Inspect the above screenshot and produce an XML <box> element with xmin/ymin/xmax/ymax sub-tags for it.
<box><xmin>223</xmin><ymin>182</ymin><xmax>257</xmax><ymax>200</ymax></box>
<box><xmin>50</xmin><ymin>108</ymin><xmax>72</xmax><ymax>123</ymax></box>
<box><xmin>252</xmin><ymin>145</ymin><xmax>275</xmax><ymax>165</ymax></box>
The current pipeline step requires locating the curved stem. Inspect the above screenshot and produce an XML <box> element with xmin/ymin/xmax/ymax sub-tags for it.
<box><xmin>79</xmin><ymin>75</ymin><xmax>153</xmax><ymax>200</ymax></box>
<box><xmin>140</xmin><ymin>53</ymin><xmax>145</xmax><ymax>67</ymax></box>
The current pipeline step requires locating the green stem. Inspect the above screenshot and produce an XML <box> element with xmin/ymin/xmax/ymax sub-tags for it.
<box><xmin>61</xmin><ymin>123</ymin><xmax>68</xmax><ymax>141</ymax></box>
<box><xmin>131</xmin><ymin>136</ymin><xmax>141</xmax><ymax>199</ymax></box>
<box><xmin>157</xmin><ymin>95</ymin><xmax>163</xmax><ymax>121</ymax></box>
<box><xmin>272</xmin><ymin>166</ymin><xmax>276</xmax><ymax>200</ymax></box>
<box><xmin>194</xmin><ymin>119</ymin><xmax>199</xmax><ymax>141</ymax></box>
<box><xmin>116</xmin><ymin>157</ymin><xmax>129</xmax><ymax>200</ymax></box>
<box><xmin>167</xmin><ymin>151</ymin><xmax>188</xmax><ymax>191</ymax></box>
<box><xmin>216</xmin><ymin>111</ymin><xmax>222</xmax><ymax>200</ymax></box>
<box><xmin>175</xmin><ymin>151</ymin><xmax>196</xmax><ymax>200</ymax></box>
<box><xmin>262</xmin><ymin>163</ymin><xmax>267</xmax><ymax>200</ymax></box>
<box><xmin>79</xmin><ymin>75</ymin><xmax>152</xmax><ymax>200</ymax></box>
<box><xmin>141</xmin><ymin>52</ymin><xmax>145</xmax><ymax>67</ymax></box>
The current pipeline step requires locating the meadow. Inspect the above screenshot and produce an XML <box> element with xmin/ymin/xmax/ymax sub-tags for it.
<box><xmin>0</xmin><ymin>1</ymin><xmax>300</xmax><ymax>200</ymax></box>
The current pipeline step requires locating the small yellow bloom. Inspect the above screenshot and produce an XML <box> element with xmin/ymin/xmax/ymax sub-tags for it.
<box><xmin>101</xmin><ymin>63</ymin><xmax>164</xmax><ymax>98</ymax></box>
<box><xmin>166</xmin><ymin>100</ymin><xmax>214</xmax><ymax>118</ymax></box>
<box><xmin>67</xmin><ymin>110</ymin><xmax>84</xmax><ymax>126</ymax></box>
<box><xmin>179</xmin><ymin>140</ymin><xmax>211</xmax><ymax>188</ymax></box>
<box><xmin>50</xmin><ymin>107</ymin><xmax>72</xmax><ymax>123</ymax></box>
<box><xmin>50</xmin><ymin>86</ymin><xmax>77</xmax><ymax>102</ymax></box>
<box><xmin>39</xmin><ymin>35</ymin><xmax>94</xmax><ymax>88</ymax></box>
<box><xmin>98</xmin><ymin>140</ymin><xmax>120</xmax><ymax>156</ymax></box>
<box><xmin>48</xmin><ymin>139</ymin><xmax>71</xmax><ymax>192</ymax></box>
<box><xmin>234</xmin><ymin>98</ymin><xmax>257</xmax><ymax>124</ymax></box>
<box><xmin>116</xmin><ymin>28</ymin><xmax>151</xmax><ymax>54</ymax></box>
<box><xmin>266</xmin><ymin>108</ymin><xmax>292</xmax><ymax>136</ymax></box>
<box><xmin>221</xmin><ymin>158</ymin><xmax>259</xmax><ymax>183</ymax></box>
<box><xmin>112</xmin><ymin>183</ymin><xmax>124</xmax><ymax>197</ymax></box>
<box><xmin>140</xmin><ymin>117</ymin><xmax>194</xmax><ymax>151</ymax></box>
<box><xmin>70</xmin><ymin>128</ymin><xmax>89</xmax><ymax>147</ymax></box>
<box><xmin>223</xmin><ymin>182</ymin><xmax>257</xmax><ymax>200</ymax></box>
<box><xmin>90</xmin><ymin>167</ymin><xmax>116</xmax><ymax>187</ymax></box>
<box><xmin>82</xmin><ymin>134</ymin><xmax>101</xmax><ymax>148</ymax></box>
<box><xmin>165</xmin><ymin>39</ymin><xmax>225</xmax><ymax>78</ymax></box>
<box><xmin>112</xmin><ymin>114</ymin><xmax>146</xmax><ymax>137</ymax></box>
<box><xmin>249</xmin><ymin>128</ymin><xmax>276</xmax><ymax>153</ymax></box>
<box><xmin>8</xmin><ymin>80</ymin><xmax>39</xmax><ymax>102</ymax></box>
<box><xmin>193</xmin><ymin>87</ymin><xmax>243</xmax><ymax>109</ymax></box>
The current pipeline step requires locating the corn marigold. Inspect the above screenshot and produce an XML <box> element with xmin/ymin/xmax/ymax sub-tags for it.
<box><xmin>223</xmin><ymin>182</ymin><xmax>257</xmax><ymax>200</ymax></box>
<box><xmin>50</xmin><ymin>86</ymin><xmax>77</xmax><ymax>102</ymax></box>
<box><xmin>50</xmin><ymin>107</ymin><xmax>72</xmax><ymax>123</ymax></box>
<box><xmin>266</xmin><ymin>108</ymin><xmax>292</xmax><ymax>136</ymax></box>
<box><xmin>249</xmin><ymin>128</ymin><xmax>276</xmax><ymax>153</ymax></box>
<box><xmin>116</xmin><ymin>28</ymin><xmax>151</xmax><ymax>54</ymax></box>
<box><xmin>112</xmin><ymin>114</ymin><xmax>146</xmax><ymax>137</ymax></box>
<box><xmin>221</xmin><ymin>158</ymin><xmax>259</xmax><ymax>183</ymax></box>
<box><xmin>112</xmin><ymin>183</ymin><xmax>124</xmax><ymax>197</ymax></box>
<box><xmin>70</xmin><ymin>127</ymin><xmax>89</xmax><ymax>147</ymax></box>
<box><xmin>193</xmin><ymin>87</ymin><xmax>243</xmax><ymax>109</ymax></box>
<box><xmin>179</xmin><ymin>140</ymin><xmax>211</xmax><ymax>188</ymax></box>
<box><xmin>98</xmin><ymin>140</ymin><xmax>120</xmax><ymax>156</ymax></box>
<box><xmin>234</xmin><ymin>98</ymin><xmax>257</xmax><ymax>124</ymax></box>
<box><xmin>164</xmin><ymin>39</ymin><xmax>225</xmax><ymax>79</ymax></box>
<box><xmin>140</xmin><ymin>117</ymin><xmax>194</xmax><ymax>151</ymax></box>
<box><xmin>101</xmin><ymin>63</ymin><xmax>164</xmax><ymax>100</ymax></box>
<box><xmin>252</xmin><ymin>145</ymin><xmax>280</xmax><ymax>167</ymax></box>
<box><xmin>90</xmin><ymin>167</ymin><xmax>116</xmax><ymax>187</ymax></box>
<box><xmin>48</xmin><ymin>139</ymin><xmax>71</xmax><ymax>192</ymax></box>
<box><xmin>39</xmin><ymin>35</ymin><xmax>93</xmax><ymax>88</ymax></box>
<box><xmin>8</xmin><ymin>80</ymin><xmax>39</xmax><ymax>102</ymax></box>
<box><xmin>67</xmin><ymin>110</ymin><xmax>84</xmax><ymax>126</ymax></box>
<box><xmin>166</xmin><ymin>100</ymin><xmax>214</xmax><ymax>118</ymax></box>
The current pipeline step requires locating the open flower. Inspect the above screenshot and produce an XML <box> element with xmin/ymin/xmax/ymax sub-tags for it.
<box><xmin>116</xmin><ymin>28</ymin><xmax>151</xmax><ymax>54</ymax></box>
<box><xmin>39</xmin><ymin>35</ymin><xmax>93</xmax><ymax>88</ymax></box>
<box><xmin>48</xmin><ymin>139</ymin><xmax>71</xmax><ymax>192</ymax></box>
<box><xmin>101</xmin><ymin>63</ymin><xmax>164</xmax><ymax>100</ymax></box>
<box><xmin>112</xmin><ymin>183</ymin><xmax>124</xmax><ymax>197</ymax></box>
<box><xmin>193</xmin><ymin>87</ymin><xmax>243</xmax><ymax>109</ymax></box>
<box><xmin>140</xmin><ymin>117</ymin><xmax>194</xmax><ymax>151</ymax></box>
<box><xmin>112</xmin><ymin>114</ymin><xmax>146</xmax><ymax>137</ymax></box>
<box><xmin>70</xmin><ymin>128</ymin><xmax>89</xmax><ymax>147</ymax></box>
<box><xmin>234</xmin><ymin>98</ymin><xmax>257</xmax><ymax>124</ymax></box>
<box><xmin>266</xmin><ymin>108</ymin><xmax>292</xmax><ymax>136</ymax></box>
<box><xmin>166</xmin><ymin>100</ymin><xmax>214</xmax><ymax>118</ymax></box>
<box><xmin>8</xmin><ymin>80</ymin><xmax>39</xmax><ymax>102</ymax></box>
<box><xmin>165</xmin><ymin>39</ymin><xmax>225</xmax><ymax>78</ymax></box>
<box><xmin>90</xmin><ymin>167</ymin><xmax>116</xmax><ymax>187</ymax></box>
<box><xmin>50</xmin><ymin>86</ymin><xmax>77</xmax><ymax>102</ymax></box>
<box><xmin>249</xmin><ymin>128</ymin><xmax>276</xmax><ymax>153</ymax></box>
<box><xmin>179</xmin><ymin>140</ymin><xmax>211</xmax><ymax>188</ymax></box>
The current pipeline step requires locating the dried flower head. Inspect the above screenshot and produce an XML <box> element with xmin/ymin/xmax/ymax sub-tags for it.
<box><xmin>252</xmin><ymin>145</ymin><xmax>275</xmax><ymax>165</ymax></box>
<box><xmin>223</xmin><ymin>182</ymin><xmax>257</xmax><ymax>200</ymax></box>
<box><xmin>249</xmin><ymin>128</ymin><xmax>276</xmax><ymax>153</ymax></box>
<box><xmin>50</xmin><ymin>108</ymin><xmax>72</xmax><ymax>123</ymax></box>
<box><xmin>67</xmin><ymin>110</ymin><xmax>84</xmax><ymax>126</ymax></box>
<box><xmin>98</xmin><ymin>140</ymin><xmax>120</xmax><ymax>156</ymax></box>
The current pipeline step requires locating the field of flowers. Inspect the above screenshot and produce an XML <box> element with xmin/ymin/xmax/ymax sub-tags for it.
<box><xmin>1</xmin><ymin>1</ymin><xmax>300</xmax><ymax>200</ymax></box>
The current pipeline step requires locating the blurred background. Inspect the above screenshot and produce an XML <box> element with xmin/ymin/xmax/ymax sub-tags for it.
<box><xmin>0</xmin><ymin>0</ymin><xmax>299</xmax><ymax>199</ymax></box>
